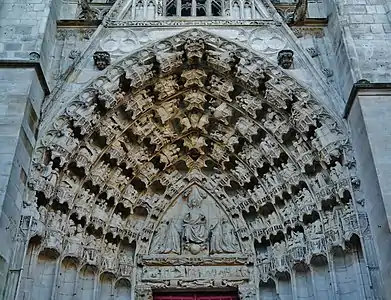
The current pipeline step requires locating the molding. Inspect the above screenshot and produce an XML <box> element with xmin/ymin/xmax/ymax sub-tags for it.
<box><xmin>56</xmin><ymin>18</ymin><xmax>326</xmax><ymax>29</ymax></box>
<box><xmin>343</xmin><ymin>82</ymin><xmax>391</xmax><ymax>118</ymax></box>
<box><xmin>0</xmin><ymin>60</ymin><xmax>50</xmax><ymax>96</ymax></box>
<box><xmin>103</xmin><ymin>19</ymin><xmax>280</xmax><ymax>27</ymax></box>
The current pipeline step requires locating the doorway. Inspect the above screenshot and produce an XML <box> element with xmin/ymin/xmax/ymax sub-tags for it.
<box><xmin>154</xmin><ymin>291</ymin><xmax>239</xmax><ymax>300</ymax></box>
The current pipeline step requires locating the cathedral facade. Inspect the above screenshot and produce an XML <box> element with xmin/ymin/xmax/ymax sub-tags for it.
<box><xmin>0</xmin><ymin>0</ymin><xmax>391</xmax><ymax>299</ymax></box>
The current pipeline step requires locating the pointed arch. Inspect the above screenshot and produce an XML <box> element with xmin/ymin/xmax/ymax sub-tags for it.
<box><xmin>26</xmin><ymin>29</ymin><xmax>362</xmax><ymax>291</ymax></box>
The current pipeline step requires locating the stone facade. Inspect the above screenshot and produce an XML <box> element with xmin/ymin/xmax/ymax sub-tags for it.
<box><xmin>0</xmin><ymin>0</ymin><xmax>390</xmax><ymax>299</ymax></box>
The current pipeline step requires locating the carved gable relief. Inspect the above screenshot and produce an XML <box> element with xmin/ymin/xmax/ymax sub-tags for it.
<box><xmin>25</xmin><ymin>29</ymin><xmax>368</xmax><ymax>299</ymax></box>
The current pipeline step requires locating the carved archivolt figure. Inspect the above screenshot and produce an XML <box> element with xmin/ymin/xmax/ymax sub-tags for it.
<box><xmin>210</xmin><ymin>218</ymin><xmax>240</xmax><ymax>254</ymax></box>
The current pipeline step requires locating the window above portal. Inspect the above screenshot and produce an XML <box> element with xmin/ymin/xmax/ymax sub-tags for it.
<box><xmin>165</xmin><ymin>0</ymin><xmax>222</xmax><ymax>17</ymax></box>
<box><xmin>130</xmin><ymin>0</ymin><xmax>263</xmax><ymax>19</ymax></box>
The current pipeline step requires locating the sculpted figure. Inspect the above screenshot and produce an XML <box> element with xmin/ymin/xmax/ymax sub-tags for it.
<box><xmin>206</xmin><ymin>48</ymin><xmax>236</xmax><ymax>73</ymax></box>
<box><xmin>41</xmin><ymin>161</ymin><xmax>59</xmax><ymax>187</ymax></box>
<box><xmin>155</xmin><ymin>99</ymin><xmax>178</xmax><ymax>124</ymax></box>
<box><xmin>183</xmin><ymin>188</ymin><xmax>208</xmax><ymax>245</ymax></box>
<box><xmin>210</xmin><ymin>102</ymin><xmax>233</xmax><ymax>125</ymax></box>
<box><xmin>210</xmin><ymin>218</ymin><xmax>240</xmax><ymax>254</ymax></box>
<box><xmin>151</xmin><ymin>219</ymin><xmax>181</xmax><ymax>254</ymax></box>
<box><xmin>154</xmin><ymin>75</ymin><xmax>179</xmax><ymax>100</ymax></box>
<box><xmin>208</xmin><ymin>74</ymin><xmax>234</xmax><ymax>101</ymax></box>
<box><xmin>288</xmin><ymin>231</ymin><xmax>305</xmax><ymax>248</ymax></box>
<box><xmin>102</xmin><ymin>242</ymin><xmax>117</xmax><ymax>270</ymax></box>
<box><xmin>156</xmin><ymin>50</ymin><xmax>184</xmax><ymax>74</ymax></box>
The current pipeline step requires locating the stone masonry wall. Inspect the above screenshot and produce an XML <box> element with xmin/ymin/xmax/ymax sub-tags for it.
<box><xmin>0</xmin><ymin>0</ymin><xmax>57</xmax><ymax>296</ymax></box>
<box><xmin>326</xmin><ymin>0</ymin><xmax>391</xmax><ymax>100</ymax></box>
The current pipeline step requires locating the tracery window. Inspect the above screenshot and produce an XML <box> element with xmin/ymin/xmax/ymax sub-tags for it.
<box><xmin>165</xmin><ymin>0</ymin><xmax>223</xmax><ymax>16</ymax></box>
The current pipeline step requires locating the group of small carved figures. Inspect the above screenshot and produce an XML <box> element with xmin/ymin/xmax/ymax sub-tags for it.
<box><xmin>25</xmin><ymin>30</ymin><xmax>362</xmax><ymax>291</ymax></box>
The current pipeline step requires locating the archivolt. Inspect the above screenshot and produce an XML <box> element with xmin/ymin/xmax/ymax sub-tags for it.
<box><xmin>26</xmin><ymin>29</ymin><xmax>362</xmax><ymax>281</ymax></box>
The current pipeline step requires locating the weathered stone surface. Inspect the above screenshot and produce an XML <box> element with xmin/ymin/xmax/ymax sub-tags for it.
<box><xmin>0</xmin><ymin>0</ymin><xmax>390</xmax><ymax>299</ymax></box>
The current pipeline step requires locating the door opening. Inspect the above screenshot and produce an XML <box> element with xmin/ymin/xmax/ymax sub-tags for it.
<box><xmin>154</xmin><ymin>291</ymin><xmax>239</xmax><ymax>300</ymax></box>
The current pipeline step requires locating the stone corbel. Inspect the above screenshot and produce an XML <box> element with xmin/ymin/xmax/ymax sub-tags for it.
<box><xmin>277</xmin><ymin>50</ymin><xmax>294</xmax><ymax>69</ymax></box>
<box><xmin>93</xmin><ymin>51</ymin><xmax>111</xmax><ymax>70</ymax></box>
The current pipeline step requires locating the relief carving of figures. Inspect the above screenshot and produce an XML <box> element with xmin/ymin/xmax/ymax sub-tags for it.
<box><xmin>39</xmin><ymin>161</ymin><xmax>59</xmax><ymax>197</ymax></box>
<box><xmin>66</xmin><ymin>100</ymin><xmax>100</xmax><ymax>135</ymax></box>
<box><xmin>240</xmin><ymin>144</ymin><xmax>265</xmax><ymax>171</ymax></box>
<box><xmin>238</xmin><ymin>285</ymin><xmax>256</xmax><ymax>300</ymax></box>
<box><xmin>210</xmin><ymin>102</ymin><xmax>233</xmax><ymax>125</ymax></box>
<box><xmin>306</xmin><ymin>219</ymin><xmax>326</xmax><ymax>255</ymax></box>
<box><xmin>49</xmin><ymin>127</ymin><xmax>79</xmax><ymax>166</ymax></box>
<box><xmin>295</xmin><ymin>188</ymin><xmax>317</xmax><ymax>216</ymax></box>
<box><xmin>55</xmin><ymin>171</ymin><xmax>79</xmax><ymax>205</ymax></box>
<box><xmin>102</xmin><ymin>242</ymin><xmax>118</xmax><ymax>270</ymax></box>
<box><xmin>160</xmin><ymin>144</ymin><xmax>181</xmax><ymax>165</ymax></box>
<box><xmin>83</xmin><ymin>235</ymin><xmax>100</xmax><ymax>264</ymax></box>
<box><xmin>75</xmin><ymin>141</ymin><xmax>100</xmax><ymax>170</ymax></box>
<box><xmin>125</xmin><ymin>90</ymin><xmax>154</xmax><ymax>119</ymax></box>
<box><xmin>279</xmin><ymin>200</ymin><xmax>298</xmax><ymax>224</ymax></box>
<box><xmin>232</xmin><ymin>161</ymin><xmax>252</xmax><ymax>184</ymax></box>
<box><xmin>208</xmin><ymin>74</ymin><xmax>234</xmax><ymax>101</ymax></box>
<box><xmin>99</xmin><ymin>118</ymin><xmax>123</xmax><ymax>143</ymax></box>
<box><xmin>312</xmin><ymin>121</ymin><xmax>344</xmax><ymax>164</ymax></box>
<box><xmin>156</xmin><ymin>50</ymin><xmax>184</xmax><ymax>74</ymax></box>
<box><xmin>287</xmin><ymin>230</ymin><xmax>306</xmax><ymax>262</ymax></box>
<box><xmin>263</xmin><ymin>111</ymin><xmax>290</xmax><ymax>142</ymax></box>
<box><xmin>45</xmin><ymin>210</ymin><xmax>64</xmax><ymax>251</ymax></box>
<box><xmin>235</xmin><ymin>91</ymin><xmax>263</xmax><ymax>119</ymax></box>
<box><xmin>118</xmin><ymin>248</ymin><xmax>133</xmax><ymax>276</ymax></box>
<box><xmin>154</xmin><ymin>75</ymin><xmax>179</xmax><ymax>100</ymax></box>
<box><xmin>235</xmin><ymin>59</ymin><xmax>265</xmax><ymax>89</ymax></box>
<box><xmin>64</xmin><ymin>223</ymin><xmax>84</xmax><ymax>257</ymax></box>
<box><xmin>235</xmin><ymin>117</ymin><xmax>258</xmax><ymax>139</ymax></box>
<box><xmin>210</xmin><ymin>218</ymin><xmax>240</xmax><ymax>254</ymax></box>
<box><xmin>183</xmin><ymin>187</ymin><xmax>208</xmax><ymax>254</ymax></box>
<box><xmin>330</xmin><ymin>161</ymin><xmax>351</xmax><ymax>198</ymax></box>
<box><xmin>291</xmin><ymin>100</ymin><xmax>319</xmax><ymax>133</ymax></box>
<box><xmin>260</xmin><ymin>135</ymin><xmax>281</xmax><ymax>162</ymax></box>
<box><xmin>249</xmin><ymin>184</ymin><xmax>268</xmax><ymax>206</ymax></box>
<box><xmin>150</xmin><ymin>219</ymin><xmax>181</xmax><ymax>255</ymax></box>
<box><xmin>126</xmin><ymin>63</ymin><xmax>155</xmax><ymax>88</ymax></box>
<box><xmin>341</xmin><ymin>205</ymin><xmax>359</xmax><ymax>239</ymax></box>
<box><xmin>292</xmin><ymin>138</ymin><xmax>314</xmax><ymax>171</ymax></box>
<box><xmin>206</xmin><ymin>48</ymin><xmax>236</xmax><ymax>74</ymax></box>
<box><xmin>210</xmin><ymin>125</ymin><xmax>238</xmax><ymax>152</ymax></box>
<box><xmin>132</xmin><ymin>114</ymin><xmax>156</xmax><ymax>137</ymax></box>
<box><xmin>271</xmin><ymin>241</ymin><xmax>288</xmax><ymax>272</ymax></box>
<box><xmin>155</xmin><ymin>99</ymin><xmax>178</xmax><ymax>124</ymax></box>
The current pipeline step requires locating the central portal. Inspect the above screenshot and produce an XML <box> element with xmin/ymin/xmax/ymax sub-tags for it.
<box><xmin>154</xmin><ymin>291</ymin><xmax>239</xmax><ymax>300</ymax></box>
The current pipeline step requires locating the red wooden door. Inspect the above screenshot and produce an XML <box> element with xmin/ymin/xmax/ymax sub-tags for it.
<box><xmin>155</xmin><ymin>294</ymin><xmax>238</xmax><ymax>300</ymax></box>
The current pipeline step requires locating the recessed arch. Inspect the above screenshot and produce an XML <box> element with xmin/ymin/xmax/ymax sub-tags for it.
<box><xmin>25</xmin><ymin>29</ymin><xmax>362</xmax><ymax>295</ymax></box>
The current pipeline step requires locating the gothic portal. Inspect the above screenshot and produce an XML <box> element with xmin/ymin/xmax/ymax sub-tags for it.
<box><xmin>1</xmin><ymin>0</ymin><xmax>390</xmax><ymax>300</ymax></box>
